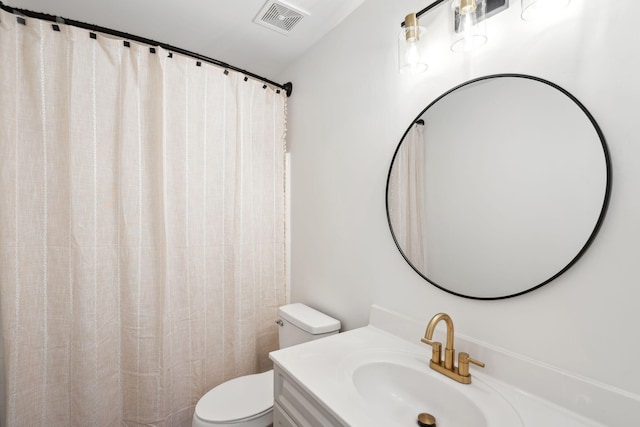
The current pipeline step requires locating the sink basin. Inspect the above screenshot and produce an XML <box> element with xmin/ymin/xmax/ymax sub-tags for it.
<box><xmin>349</xmin><ymin>352</ymin><xmax>523</xmax><ymax>427</ymax></box>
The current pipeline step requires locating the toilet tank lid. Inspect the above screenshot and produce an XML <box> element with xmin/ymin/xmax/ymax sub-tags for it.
<box><xmin>278</xmin><ymin>303</ymin><xmax>341</xmax><ymax>334</ymax></box>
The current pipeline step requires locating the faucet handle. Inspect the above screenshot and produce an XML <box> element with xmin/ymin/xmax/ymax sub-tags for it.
<box><xmin>458</xmin><ymin>352</ymin><xmax>485</xmax><ymax>377</ymax></box>
<box><xmin>420</xmin><ymin>338</ymin><xmax>442</xmax><ymax>364</ymax></box>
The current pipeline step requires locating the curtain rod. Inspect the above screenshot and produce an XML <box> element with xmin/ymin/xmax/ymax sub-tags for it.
<box><xmin>0</xmin><ymin>1</ymin><xmax>293</xmax><ymax>97</ymax></box>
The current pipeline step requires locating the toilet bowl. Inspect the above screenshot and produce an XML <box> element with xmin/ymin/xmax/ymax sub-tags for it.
<box><xmin>192</xmin><ymin>303</ymin><xmax>340</xmax><ymax>427</ymax></box>
<box><xmin>192</xmin><ymin>371</ymin><xmax>274</xmax><ymax>427</ymax></box>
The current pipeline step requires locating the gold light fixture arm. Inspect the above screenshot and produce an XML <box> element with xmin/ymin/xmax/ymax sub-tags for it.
<box><xmin>459</xmin><ymin>0</ymin><xmax>478</xmax><ymax>15</ymax></box>
<box><xmin>404</xmin><ymin>13</ymin><xmax>419</xmax><ymax>42</ymax></box>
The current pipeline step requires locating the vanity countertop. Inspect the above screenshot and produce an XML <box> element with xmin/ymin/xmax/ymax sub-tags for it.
<box><xmin>270</xmin><ymin>323</ymin><xmax>608</xmax><ymax>427</ymax></box>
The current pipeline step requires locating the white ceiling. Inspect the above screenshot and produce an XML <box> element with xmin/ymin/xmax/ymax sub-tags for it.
<box><xmin>7</xmin><ymin>0</ymin><xmax>366</xmax><ymax>82</ymax></box>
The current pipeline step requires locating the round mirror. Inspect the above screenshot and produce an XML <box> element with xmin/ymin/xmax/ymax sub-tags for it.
<box><xmin>386</xmin><ymin>74</ymin><xmax>610</xmax><ymax>299</ymax></box>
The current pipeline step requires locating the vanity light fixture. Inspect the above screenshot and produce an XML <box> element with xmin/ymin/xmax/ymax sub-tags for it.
<box><xmin>399</xmin><ymin>0</ymin><xmax>508</xmax><ymax>73</ymax></box>
<box><xmin>450</xmin><ymin>0</ymin><xmax>487</xmax><ymax>52</ymax></box>
<box><xmin>398</xmin><ymin>13</ymin><xmax>428</xmax><ymax>74</ymax></box>
<box><xmin>521</xmin><ymin>0</ymin><xmax>571</xmax><ymax>21</ymax></box>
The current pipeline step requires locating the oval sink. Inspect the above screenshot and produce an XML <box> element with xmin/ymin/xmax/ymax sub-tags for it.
<box><xmin>350</xmin><ymin>354</ymin><xmax>523</xmax><ymax>427</ymax></box>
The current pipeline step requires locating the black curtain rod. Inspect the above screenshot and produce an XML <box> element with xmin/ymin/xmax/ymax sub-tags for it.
<box><xmin>0</xmin><ymin>1</ymin><xmax>293</xmax><ymax>97</ymax></box>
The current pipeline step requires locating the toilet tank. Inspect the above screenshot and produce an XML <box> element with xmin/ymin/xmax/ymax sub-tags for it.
<box><xmin>277</xmin><ymin>303</ymin><xmax>341</xmax><ymax>349</ymax></box>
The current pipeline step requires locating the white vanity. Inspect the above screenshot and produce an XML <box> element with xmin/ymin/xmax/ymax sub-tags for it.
<box><xmin>270</xmin><ymin>305</ymin><xmax>639</xmax><ymax>426</ymax></box>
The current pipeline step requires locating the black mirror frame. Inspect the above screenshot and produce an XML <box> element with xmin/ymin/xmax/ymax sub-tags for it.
<box><xmin>385</xmin><ymin>74</ymin><xmax>612</xmax><ymax>300</ymax></box>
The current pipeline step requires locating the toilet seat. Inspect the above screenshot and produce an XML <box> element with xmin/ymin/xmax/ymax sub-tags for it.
<box><xmin>194</xmin><ymin>370</ymin><xmax>274</xmax><ymax>424</ymax></box>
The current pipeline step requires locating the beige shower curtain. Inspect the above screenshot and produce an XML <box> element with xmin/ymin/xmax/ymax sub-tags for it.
<box><xmin>388</xmin><ymin>122</ymin><xmax>426</xmax><ymax>271</ymax></box>
<box><xmin>0</xmin><ymin>9</ymin><xmax>286</xmax><ymax>427</ymax></box>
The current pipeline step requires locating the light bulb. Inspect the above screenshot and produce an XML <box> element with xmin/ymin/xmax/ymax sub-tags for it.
<box><xmin>460</xmin><ymin>12</ymin><xmax>476</xmax><ymax>52</ymax></box>
<box><xmin>405</xmin><ymin>40</ymin><xmax>420</xmax><ymax>68</ymax></box>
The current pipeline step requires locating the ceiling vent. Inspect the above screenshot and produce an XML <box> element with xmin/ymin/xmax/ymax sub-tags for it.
<box><xmin>253</xmin><ymin>0</ymin><xmax>309</xmax><ymax>35</ymax></box>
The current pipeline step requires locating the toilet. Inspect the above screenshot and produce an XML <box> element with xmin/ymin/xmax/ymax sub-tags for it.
<box><xmin>192</xmin><ymin>303</ymin><xmax>341</xmax><ymax>427</ymax></box>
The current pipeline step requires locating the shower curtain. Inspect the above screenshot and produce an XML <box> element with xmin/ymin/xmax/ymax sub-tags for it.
<box><xmin>0</xmin><ymin>9</ymin><xmax>286</xmax><ymax>427</ymax></box>
<box><xmin>388</xmin><ymin>122</ymin><xmax>426</xmax><ymax>271</ymax></box>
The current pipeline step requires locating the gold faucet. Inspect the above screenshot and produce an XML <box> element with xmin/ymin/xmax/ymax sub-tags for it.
<box><xmin>420</xmin><ymin>313</ymin><xmax>484</xmax><ymax>384</ymax></box>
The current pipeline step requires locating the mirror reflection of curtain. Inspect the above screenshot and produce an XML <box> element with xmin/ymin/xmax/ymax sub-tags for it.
<box><xmin>388</xmin><ymin>122</ymin><xmax>426</xmax><ymax>271</ymax></box>
<box><xmin>0</xmin><ymin>10</ymin><xmax>286</xmax><ymax>426</ymax></box>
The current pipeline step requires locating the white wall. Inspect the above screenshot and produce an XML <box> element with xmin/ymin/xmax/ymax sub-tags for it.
<box><xmin>281</xmin><ymin>0</ymin><xmax>640</xmax><ymax>397</ymax></box>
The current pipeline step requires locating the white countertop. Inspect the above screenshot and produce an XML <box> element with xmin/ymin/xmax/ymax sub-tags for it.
<box><xmin>270</xmin><ymin>324</ymin><xmax>608</xmax><ymax>427</ymax></box>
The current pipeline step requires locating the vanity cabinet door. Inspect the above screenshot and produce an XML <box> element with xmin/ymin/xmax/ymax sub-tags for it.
<box><xmin>274</xmin><ymin>402</ymin><xmax>297</xmax><ymax>427</ymax></box>
<box><xmin>273</xmin><ymin>366</ymin><xmax>346</xmax><ymax>427</ymax></box>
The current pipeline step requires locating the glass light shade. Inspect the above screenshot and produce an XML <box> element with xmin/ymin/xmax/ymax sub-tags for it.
<box><xmin>450</xmin><ymin>0</ymin><xmax>487</xmax><ymax>53</ymax></box>
<box><xmin>398</xmin><ymin>24</ymin><xmax>428</xmax><ymax>74</ymax></box>
<box><xmin>521</xmin><ymin>0</ymin><xmax>571</xmax><ymax>21</ymax></box>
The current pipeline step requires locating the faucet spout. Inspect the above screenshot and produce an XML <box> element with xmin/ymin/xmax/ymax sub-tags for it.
<box><xmin>425</xmin><ymin>313</ymin><xmax>454</xmax><ymax>347</ymax></box>
<box><xmin>424</xmin><ymin>313</ymin><xmax>455</xmax><ymax>370</ymax></box>
<box><xmin>420</xmin><ymin>312</ymin><xmax>484</xmax><ymax>384</ymax></box>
